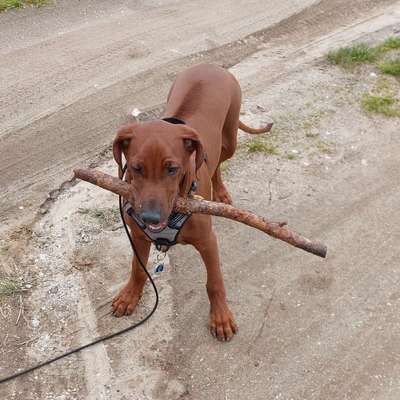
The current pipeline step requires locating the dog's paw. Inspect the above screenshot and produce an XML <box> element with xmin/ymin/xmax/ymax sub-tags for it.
<box><xmin>209</xmin><ymin>304</ymin><xmax>238</xmax><ymax>342</ymax></box>
<box><xmin>212</xmin><ymin>187</ymin><xmax>232</xmax><ymax>205</ymax></box>
<box><xmin>112</xmin><ymin>283</ymin><xmax>141</xmax><ymax>317</ymax></box>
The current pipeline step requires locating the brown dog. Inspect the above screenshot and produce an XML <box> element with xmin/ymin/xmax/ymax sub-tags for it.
<box><xmin>111</xmin><ymin>63</ymin><xmax>272</xmax><ymax>341</ymax></box>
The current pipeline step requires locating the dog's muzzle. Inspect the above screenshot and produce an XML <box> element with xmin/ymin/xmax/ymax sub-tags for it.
<box><xmin>123</xmin><ymin>200</ymin><xmax>191</xmax><ymax>251</ymax></box>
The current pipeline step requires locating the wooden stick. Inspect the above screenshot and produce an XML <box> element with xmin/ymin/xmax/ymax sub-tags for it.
<box><xmin>73</xmin><ymin>168</ymin><xmax>327</xmax><ymax>258</ymax></box>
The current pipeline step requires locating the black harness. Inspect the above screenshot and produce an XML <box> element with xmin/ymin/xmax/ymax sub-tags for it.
<box><xmin>123</xmin><ymin>116</ymin><xmax>195</xmax><ymax>252</ymax></box>
<box><xmin>123</xmin><ymin>196</ymin><xmax>193</xmax><ymax>252</ymax></box>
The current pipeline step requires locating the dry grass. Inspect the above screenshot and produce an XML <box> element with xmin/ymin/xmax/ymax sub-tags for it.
<box><xmin>77</xmin><ymin>207</ymin><xmax>120</xmax><ymax>227</ymax></box>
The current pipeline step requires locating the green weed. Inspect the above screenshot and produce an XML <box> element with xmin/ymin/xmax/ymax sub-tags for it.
<box><xmin>0</xmin><ymin>0</ymin><xmax>22</xmax><ymax>11</ymax></box>
<box><xmin>316</xmin><ymin>141</ymin><xmax>334</xmax><ymax>155</ymax></box>
<box><xmin>377</xmin><ymin>37</ymin><xmax>400</xmax><ymax>52</ymax></box>
<box><xmin>361</xmin><ymin>94</ymin><xmax>400</xmax><ymax>117</ymax></box>
<box><xmin>220</xmin><ymin>160</ymin><xmax>231</xmax><ymax>173</ymax></box>
<box><xmin>78</xmin><ymin>207</ymin><xmax>120</xmax><ymax>226</ymax></box>
<box><xmin>0</xmin><ymin>279</ymin><xmax>22</xmax><ymax>297</ymax></box>
<box><xmin>327</xmin><ymin>37</ymin><xmax>400</xmax><ymax>67</ymax></box>
<box><xmin>0</xmin><ymin>0</ymin><xmax>49</xmax><ymax>11</ymax></box>
<box><xmin>379</xmin><ymin>58</ymin><xmax>400</xmax><ymax>76</ymax></box>
<box><xmin>246</xmin><ymin>139</ymin><xmax>279</xmax><ymax>155</ymax></box>
<box><xmin>327</xmin><ymin>44</ymin><xmax>378</xmax><ymax>66</ymax></box>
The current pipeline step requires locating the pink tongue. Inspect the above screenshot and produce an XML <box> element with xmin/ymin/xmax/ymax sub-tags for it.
<box><xmin>149</xmin><ymin>222</ymin><xmax>166</xmax><ymax>230</ymax></box>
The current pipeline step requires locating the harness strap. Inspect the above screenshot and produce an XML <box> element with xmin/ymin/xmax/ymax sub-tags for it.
<box><xmin>162</xmin><ymin>116</ymin><xmax>186</xmax><ymax>125</ymax></box>
<box><xmin>123</xmin><ymin>200</ymin><xmax>191</xmax><ymax>252</ymax></box>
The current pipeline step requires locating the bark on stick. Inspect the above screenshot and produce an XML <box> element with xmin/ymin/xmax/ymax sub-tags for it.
<box><xmin>73</xmin><ymin>168</ymin><xmax>327</xmax><ymax>258</ymax></box>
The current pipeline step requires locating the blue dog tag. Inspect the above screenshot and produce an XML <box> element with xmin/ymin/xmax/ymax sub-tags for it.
<box><xmin>155</xmin><ymin>263</ymin><xmax>164</xmax><ymax>273</ymax></box>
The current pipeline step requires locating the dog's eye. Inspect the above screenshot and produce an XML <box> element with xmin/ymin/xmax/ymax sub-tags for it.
<box><xmin>166</xmin><ymin>166</ymin><xmax>179</xmax><ymax>176</ymax></box>
<box><xmin>132</xmin><ymin>165</ymin><xmax>143</xmax><ymax>175</ymax></box>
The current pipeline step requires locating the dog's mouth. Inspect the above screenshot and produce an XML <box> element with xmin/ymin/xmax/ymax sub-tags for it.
<box><xmin>147</xmin><ymin>221</ymin><xmax>168</xmax><ymax>232</ymax></box>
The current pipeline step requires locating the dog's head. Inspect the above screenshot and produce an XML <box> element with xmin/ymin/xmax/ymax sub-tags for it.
<box><xmin>113</xmin><ymin>121</ymin><xmax>204</xmax><ymax>231</ymax></box>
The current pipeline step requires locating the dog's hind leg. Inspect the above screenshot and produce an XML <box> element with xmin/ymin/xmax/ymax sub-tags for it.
<box><xmin>212</xmin><ymin>95</ymin><xmax>241</xmax><ymax>205</ymax></box>
<box><xmin>212</xmin><ymin>166</ymin><xmax>232</xmax><ymax>204</ymax></box>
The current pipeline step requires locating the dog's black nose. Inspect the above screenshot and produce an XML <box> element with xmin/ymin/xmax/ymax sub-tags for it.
<box><xmin>140</xmin><ymin>210</ymin><xmax>161</xmax><ymax>225</ymax></box>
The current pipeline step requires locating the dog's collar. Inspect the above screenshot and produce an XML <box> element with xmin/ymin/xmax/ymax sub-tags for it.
<box><xmin>162</xmin><ymin>117</ymin><xmax>208</xmax><ymax>165</ymax></box>
<box><xmin>162</xmin><ymin>116</ymin><xmax>186</xmax><ymax>125</ymax></box>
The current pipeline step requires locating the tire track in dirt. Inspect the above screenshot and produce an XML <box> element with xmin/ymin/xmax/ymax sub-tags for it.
<box><xmin>1</xmin><ymin>0</ymin><xmax>397</xmax><ymax>231</ymax></box>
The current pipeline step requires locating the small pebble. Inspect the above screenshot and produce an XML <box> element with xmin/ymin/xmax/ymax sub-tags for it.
<box><xmin>32</xmin><ymin>318</ymin><xmax>40</xmax><ymax>328</ymax></box>
<box><xmin>131</xmin><ymin>108</ymin><xmax>141</xmax><ymax>117</ymax></box>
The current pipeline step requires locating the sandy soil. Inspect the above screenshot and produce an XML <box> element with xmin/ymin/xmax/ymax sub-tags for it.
<box><xmin>1</xmin><ymin>0</ymin><xmax>400</xmax><ymax>399</ymax></box>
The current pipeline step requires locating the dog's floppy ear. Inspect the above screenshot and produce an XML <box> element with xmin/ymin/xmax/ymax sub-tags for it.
<box><xmin>113</xmin><ymin>123</ymin><xmax>137</xmax><ymax>178</ymax></box>
<box><xmin>181</xmin><ymin>127</ymin><xmax>205</xmax><ymax>171</ymax></box>
<box><xmin>179</xmin><ymin>127</ymin><xmax>205</xmax><ymax>197</ymax></box>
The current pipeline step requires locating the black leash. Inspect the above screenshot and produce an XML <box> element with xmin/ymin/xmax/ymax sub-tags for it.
<box><xmin>0</xmin><ymin>191</ymin><xmax>159</xmax><ymax>385</ymax></box>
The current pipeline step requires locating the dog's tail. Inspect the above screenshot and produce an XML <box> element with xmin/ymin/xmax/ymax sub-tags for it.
<box><xmin>238</xmin><ymin>120</ymin><xmax>273</xmax><ymax>134</ymax></box>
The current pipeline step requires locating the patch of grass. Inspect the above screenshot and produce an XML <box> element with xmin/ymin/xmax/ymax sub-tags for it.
<box><xmin>246</xmin><ymin>139</ymin><xmax>279</xmax><ymax>155</ymax></box>
<box><xmin>0</xmin><ymin>0</ymin><xmax>49</xmax><ymax>11</ymax></box>
<box><xmin>361</xmin><ymin>93</ymin><xmax>400</xmax><ymax>117</ymax></box>
<box><xmin>302</xmin><ymin>121</ymin><xmax>313</xmax><ymax>130</ymax></box>
<box><xmin>377</xmin><ymin>37</ymin><xmax>400</xmax><ymax>52</ymax></box>
<box><xmin>327</xmin><ymin>37</ymin><xmax>400</xmax><ymax>67</ymax></box>
<box><xmin>316</xmin><ymin>141</ymin><xmax>334</xmax><ymax>155</ymax></box>
<box><xmin>375</xmin><ymin>77</ymin><xmax>395</xmax><ymax>95</ymax></box>
<box><xmin>379</xmin><ymin>58</ymin><xmax>400</xmax><ymax>76</ymax></box>
<box><xmin>0</xmin><ymin>279</ymin><xmax>22</xmax><ymax>297</ymax></box>
<box><xmin>286</xmin><ymin>154</ymin><xmax>297</xmax><ymax>160</ymax></box>
<box><xmin>305</xmin><ymin>132</ymin><xmax>319</xmax><ymax>139</ymax></box>
<box><xmin>327</xmin><ymin>44</ymin><xmax>378</xmax><ymax>66</ymax></box>
<box><xmin>26</xmin><ymin>0</ymin><xmax>49</xmax><ymax>5</ymax></box>
<box><xmin>0</xmin><ymin>245</ymin><xmax>9</xmax><ymax>256</ymax></box>
<box><xmin>220</xmin><ymin>160</ymin><xmax>231</xmax><ymax>173</ymax></box>
<box><xmin>302</xmin><ymin>110</ymin><xmax>328</xmax><ymax>131</ymax></box>
<box><xmin>0</xmin><ymin>0</ymin><xmax>22</xmax><ymax>11</ymax></box>
<box><xmin>78</xmin><ymin>207</ymin><xmax>120</xmax><ymax>226</ymax></box>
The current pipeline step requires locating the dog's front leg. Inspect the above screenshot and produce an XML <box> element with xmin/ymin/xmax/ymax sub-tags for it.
<box><xmin>112</xmin><ymin>237</ymin><xmax>151</xmax><ymax>317</ymax></box>
<box><xmin>194</xmin><ymin>231</ymin><xmax>238</xmax><ymax>341</ymax></box>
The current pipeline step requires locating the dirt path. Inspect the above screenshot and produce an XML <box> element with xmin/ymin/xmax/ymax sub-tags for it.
<box><xmin>0</xmin><ymin>0</ymin><xmax>396</xmax><ymax>229</ymax></box>
<box><xmin>0</xmin><ymin>0</ymin><xmax>319</xmax><ymax>229</ymax></box>
<box><xmin>1</xmin><ymin>1</ymin><xmax>400</xmax><ymax>399</ymax></box>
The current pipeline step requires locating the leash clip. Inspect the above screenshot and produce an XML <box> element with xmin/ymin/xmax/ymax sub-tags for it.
<box><xmin>155</xmin><ymin>242</ymin><xmax>170</xmax><ymax>253</ymax></box>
